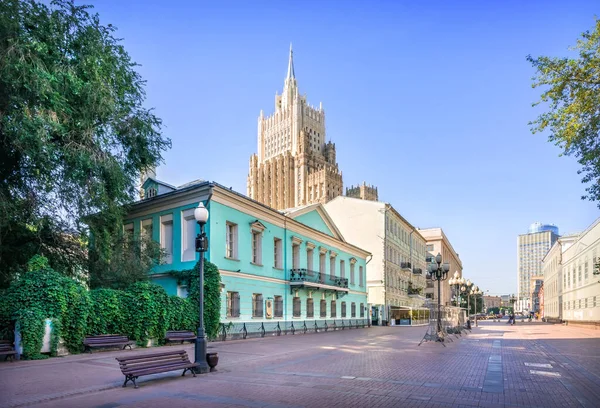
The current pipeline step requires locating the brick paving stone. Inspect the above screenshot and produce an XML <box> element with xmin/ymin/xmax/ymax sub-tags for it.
<box><xmin>2</xmin><ymin>322</ymin><xmax>600</xmax><ymax>407</ymax></box>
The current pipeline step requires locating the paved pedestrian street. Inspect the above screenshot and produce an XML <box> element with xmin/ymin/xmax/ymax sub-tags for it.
<box><xmin>2</xmin><ymin>321</ymin><xmax>600</xmax><ymax>408</ymax></box>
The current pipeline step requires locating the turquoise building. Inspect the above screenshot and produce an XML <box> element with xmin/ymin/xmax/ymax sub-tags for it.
<box><xmin>125</xmin><ymin>179</ymin><xmax>370</xmax><ymax>330</ymax></box>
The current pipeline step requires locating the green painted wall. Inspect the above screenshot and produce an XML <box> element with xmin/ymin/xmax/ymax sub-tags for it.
<box><xmin>292</xmin><ymin>210</ymin><xmax>334</xmax><ymax>237</ymax></box>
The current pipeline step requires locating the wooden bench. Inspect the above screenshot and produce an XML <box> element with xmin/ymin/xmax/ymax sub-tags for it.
<box><xmin>84</xmin><ymin>335</ymin><xmax>134</xmax><ymax>353</ymax></box>
<box><xmin>165</xmin><ymin>330</ymin><xmax>196</xmax><ymax>344</ymax></box>
<box><xmin>116</xmin><ymin>350</ymin><xmax>199</xmax><ymax>388</ymax></box>
<box><xmin>0</xmin><ymin>341</ymin><xmax>16</xmax><ymax>362</ymax></box>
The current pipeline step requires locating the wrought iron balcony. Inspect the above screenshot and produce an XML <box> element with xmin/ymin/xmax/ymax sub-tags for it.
<box><xmin>289</xmin><ymin>269</ymin><xmax>349</xmax><ymax>289</ymax></box>
<box><xmin>400</xmin><ymin>262</ymin><xmax>412</xmax><ymax>270</ymax></box>
<box><xmin>412</xmin><ymin>268</ymin><xmax>423</xmax><ymax>275</ymax></box>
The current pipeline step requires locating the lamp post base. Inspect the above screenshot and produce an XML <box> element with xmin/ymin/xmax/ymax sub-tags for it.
<box><xmin>194</xmin><ymin>336</ymin><xmax>210</xmax><ymax>374</ymax></box>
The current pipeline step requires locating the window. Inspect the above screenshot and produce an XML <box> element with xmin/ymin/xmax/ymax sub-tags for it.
<box><xmin>293</xmin><ymin>297</ymin><xmax>301</xmax><ymax>317</ymax></box>
<box><xmin>340</xmin><ymin>260</ymin><xmax>345</xmax><ymax>279</ymax></box>
<box><xmin>307</xmin><ymin>248</ymin><xmax>314</xmax><ymax>272</ymax></box>
<box><xmin>292</xmin><ymin>244</ymin><xmax>300</xmax><ymax>269</ymax></box>
<box><xmin>227</xmin><ymin>292</ymin><xmax>240</xmax><ymax>318</ymax></box>
<box><xmin>252</xmin><ymin>230</ymin><xmax>262</xmax><ymax>264</ymax></box>
<box><xmin>274</xmin><ymin>238</ymin><xmax>282</xmax><ymax>269</ymax></box>
<box><xmin>141</xmin><ymin>218</ymin><xmax>153</xmax><ymax>252</ymax></box>
<box><xmin>359</xmin><ymin>266</ymin><xmax>364</xmax><ymax>286</ymax></box>
<box><xmin>124</xmin><ymin>223</ymin><xmax>134</xmax><ymax>242</ymax></box>
<box><xmin>330</xmin><ymin>256</ymin><xmax>336</xmax><ymax>278</ymax></box>
<box><xmin>252</xmin><ymin>294</ymin><xmax>263</xmax><ymax>318</ymax></box>
<box><xmin>226</xmin><ymin>222</ymin><xmax>238</xmax><ymax>259</ymax></box>
<box><xmin>341</xmin><ymin>301</ymin><xmax>347</xmax><ymax>318</ymax></box>
<box><xmin>426</xmin><ymin>244</ymin><xmax>434</xmax><ymax>251</ymax></box>
<box><xmin>307</xmin><ymin>298</ymin><xmax>314</xmax><ymax>318</ymax></box>
<box><xmin>330</xmin><ymin>300</ymin><xmax>337</xmax><ymax>318</ymax></box>
<box><xmin>274</xmin><ymin>296</ymin><xmax>283</xmax><ymax>318</ymax></box>
<box><xmin>351</xmin><ymin>302</ymin><xmax>356</xmax><ymax>318</ymax></box>
<box><xmin>182</xmin><ymin>209</ymin><xmax>196</xmax><ymax>262</ymax></box>
<box><xmin>160</xmin><ymin>214</ymin><xmax>173</xmax><ymax>264</ymax></box>
<box><xmin>360</xmin><ymin>303</ymin><xmax>364</xmax><ymax>317</ymax></box>
<box><xmin>320</xmin><ymin>252</ymin><xmax>326</xmax><ymax>277</ymax></box>
<box><xmin>585</xmin><ymin>261</ymin><xmax>589</xmax><ymax>281</ymax></box>
<box><xmin>320</xmin><ymin>299</ymin><xmax>327</xmax><ymax>318</ymax></box>
<box><xmin>578</xmin><ymin>265</ymin><xmax>582</xmax><ymax>285</ymax></box>
<box><xmin>350</xmin><ymin>262</ymin><xmax>355</xmax><ymax>285</ymax></box>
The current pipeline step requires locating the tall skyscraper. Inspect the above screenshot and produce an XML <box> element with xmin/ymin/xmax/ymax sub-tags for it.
<box><xmin>517</xmin><ymin>222</ymin><xmax>559</xmax><ymax>311</ymax></box>
<box><xmin>247</xmin><ymin>45</ymin><xmax>343</xmax><ymax>210</ymax></box>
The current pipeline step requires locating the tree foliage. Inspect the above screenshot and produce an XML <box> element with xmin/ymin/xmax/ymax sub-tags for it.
<box><xmin>0</xmin><ymin>0</ymin><xmax>170</xmax><ymax>286</ymax></box>
<box><xmin>88</xmin><ymin>233</ymin><xmax>163</xmax><ymax>290</ymax></box>
<box><xmin>528</xmin><ymin>19</ymin><xmax>600</xmax><ymax>207</ymax></box>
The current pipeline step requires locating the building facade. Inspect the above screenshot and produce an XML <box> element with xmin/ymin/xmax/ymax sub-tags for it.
<box><xmin>125</xmin><ymin>180</ymin><xmax>370</xmax><ymax>327</ymax></box>
<box><xmin>561</xmin><ymin>218</ymin><xmax>600</xmax><ymax>324</ymax></box>
<box><xmin>482</xmin><ymin>295</ymin><xmax>501</xmax><ymax>311</ymax></box>
<box><xmin>247</xmin><ymin>46</ymin><xmax>343</xmax><ymax>210</ymax></box>
<box><xmin>542</xmin><ymin>234</ymin><xmax>578</xmax><ymax>322</ymax></box>
<box><xmin>418</xmin><ymin>228</ymin><xmax>463</xmax><ymax>307</ymax></box>
<box><xmin>517</xmin><ymin>222</ymin><xmax>559</xmax><ymax>312</ymax></box>
<box><xmin>324</xmin><ymin>197</ymin><xmax>428</xmax><ymax>326</ymax></box>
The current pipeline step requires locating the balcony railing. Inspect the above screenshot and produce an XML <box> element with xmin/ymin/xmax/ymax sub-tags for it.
<box><xmin>400</xmin><ymin>262</ymin><xmax>412</xmax><ymax>270</ymax></box>
<box><xmin>412</xmin><ymin>268</ymin><xmax>423</xmax><ymax>275</ymax></box>
<box><xmin>289</xmin><ymin>268</ymin><xmax>349</xmax><ymax>289</ymax></box>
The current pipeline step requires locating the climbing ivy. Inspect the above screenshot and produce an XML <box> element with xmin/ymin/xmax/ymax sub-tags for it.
<box><xmin>3</xmin><ymin>255</ymin><xmax>221</xmax><ymax>358</ymax></box>
<box><xmin>87</xmin><ymin>289</ymin><xmax>128</xmax><ymax>335</ymax></box>
<box><xmin>178</xmin><ymin>260</ymin><xmax>221</xmax><ymax>340</ymax></box>
<box><xmin>124</xmin><ymin>281</ymin><xmax>170</xmax><ymax>345</ymax></box>
<box><xmin>4</xmin><ymin>255</ymin><xmax>90</xmax><ymax>358</ymax></box>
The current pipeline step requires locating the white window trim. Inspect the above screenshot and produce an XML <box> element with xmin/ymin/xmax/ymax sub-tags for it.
<box><xmin>226</xmin><ymin>222</ymin><xmax>239</xmax><ymax>260</ymax></box>
<box><xmin>160</xmin><ymin>214</ymin><xmax>173</xmax><ymax>264</ymax></box>
<box><xmin>181</xmin><ymin>208</ymin><xmax>196</xmax><ymax>262</ymax></box>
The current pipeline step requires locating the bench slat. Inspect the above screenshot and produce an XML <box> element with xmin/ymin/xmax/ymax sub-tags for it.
<box><xmin>116</xmin><ymin>350</ymin><xmax>187</xmax><ymax>363</ymax></box>
<box><xmin>120</xmin><ymin>355</ymin><xmax>189</xmax><ymax>369</ymax></box>
<box><xmin>122</xmin><ymin>359</ymin><xmax>193</xmax><ymax>374</ymax></box>
<box><xmin>125</xmin><ymin>363</ymin><xmax>198</xmax><ymax>377</ymax></box>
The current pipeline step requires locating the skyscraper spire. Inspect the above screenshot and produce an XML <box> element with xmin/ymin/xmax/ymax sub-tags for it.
<box><xmin>286</xmin><ymin>43</ymin><xmax>295</xmax><ymax>80</ymax></box>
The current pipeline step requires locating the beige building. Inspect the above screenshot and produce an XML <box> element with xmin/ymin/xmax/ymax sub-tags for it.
<box><xmin>561</xmin><ymin>218</ymin><xmax>600</xmax><ymax>325</ymax></box>
<box><xmin>346</xmin><ymin>182</ymin><xmax>378</xmax><ymax>202</ymax></box>
<box><xmin>247</xmin><ymin>46</ymin><xmax>343</xmax><ymax>210</ymax></box>
<box><xmin>324</xmin><ymin>196</ymin><xmax>428</xmax><ymax>325</ymax></box>
<box><xmin>483</xmin><ymin>295</ymin><xmax>501</xmax><ymax>310</ymax></box>
<box><xmin>542</xmin><ymin>234</ymin><xmax>578</xmax><ymax>322</ymax></box>
<box><xmin>418</xmin><ymin>228</ymin><xmax>463</xmax><ymax>307</ymax></box>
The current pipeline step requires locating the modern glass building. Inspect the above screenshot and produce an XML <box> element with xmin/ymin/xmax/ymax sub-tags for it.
<box><xmin>517</xmin><ymin>223</ymin><xmax>560</xmax><ymax>312</ymax></box>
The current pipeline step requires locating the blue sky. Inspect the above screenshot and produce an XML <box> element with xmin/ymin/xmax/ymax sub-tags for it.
<box><xmin>89</xmin><ymin>0</ymin><xmax>598</xmax><ymax>296</ymax></box>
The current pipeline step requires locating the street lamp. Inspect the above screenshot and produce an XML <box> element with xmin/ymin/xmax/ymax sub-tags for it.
<box><xmin>448</xmin><ymin>271</ymin><xmax>460</xmax><ymax>307</ymax></box>
<box><xmin>194</xmin><ymin>202</ymin><xmax>210</xmax><ymax>374</ymax></box>
<box><xmin>471</xmin><ymin>286</ymin><xmax>482</xmax><ymax>326</ymax></box>
<box><xmin>427</xmin><ymin>253</ymin><xmax>450</xmax><ymax>340</ymax></box>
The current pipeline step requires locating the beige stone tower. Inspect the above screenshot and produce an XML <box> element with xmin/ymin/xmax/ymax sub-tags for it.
<box><xmin>346</xmin><ymin>182</ymin><xmax>378</xmax><ymax>201</ymax></box>
<box><xmin>247</xmin><ymin>45</ymin><xmax>343</xmax><ymax>210</ymax></box>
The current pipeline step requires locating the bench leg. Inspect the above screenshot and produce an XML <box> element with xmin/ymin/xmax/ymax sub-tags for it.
<box><xmin>123</xmin><ymin>375</ymin><xmax>138</xmax><ymax>388</ymax></box>
<box><xmin>182</xmin><ymin>368</ymin><xmax>196</xmax><ymax>377</ymax></box>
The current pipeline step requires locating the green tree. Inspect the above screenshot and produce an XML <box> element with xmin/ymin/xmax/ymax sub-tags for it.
<box><xmin>0</xmin><ymin>0</ymin><xmax>170</xmax><ymax>287</ymax></box>
<box><xmin>88</xmin><ymin>233</ymin><xmax>163</xmax><ymax>289</ymax></box>
<box><xmin>528</xmin><ymin>19</ymin><xmax>600</xmax><ymax>207</ymax></box>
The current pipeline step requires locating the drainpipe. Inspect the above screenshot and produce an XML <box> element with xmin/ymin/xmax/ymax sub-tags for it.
<box><xmin>284</xmin><ymin>214</ymin><xmax>288</xmax><ymax>322</ymax></box>
<box><xmin>204</xmin><ymin>188</ymin><xmax>214</xmax><ymax>263</ymax></box>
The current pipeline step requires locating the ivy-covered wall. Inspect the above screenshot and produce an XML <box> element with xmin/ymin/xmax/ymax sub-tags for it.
<box><xmin>0</xmin><ymin>256</ymin><xmax>221</xmax><ymax>359</ymax></box>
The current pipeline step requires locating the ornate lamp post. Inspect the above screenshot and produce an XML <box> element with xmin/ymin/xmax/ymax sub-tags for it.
<box><xmin>448</xmin><ymin>272</ymin><xmax>461</xmax><ymax>307</ymax></box>
<box><xmin>427</xmin><ymin>253</ymin><xmax>450</xmax><ymax>338</ymax></box>
<box><xmin>471</xmin><ymin>286</ymin><xmax>482</xmax><ymax>327</ymax></box>
<box><xmin>194</xmin><ymin>202</ymin><xmax>210</xmax><ymax>374</ymax></box>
